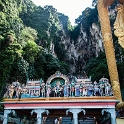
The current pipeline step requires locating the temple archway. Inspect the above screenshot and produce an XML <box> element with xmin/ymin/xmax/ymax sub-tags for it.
<box><xmin>46</xmin><ymin>71</ymin><xmax>70</xmax><ymax>97</ymax></box>
<box><xmin>46</xmin><ymin>71</ymin><xmax>70</xmax><ymax>85</ymax></box>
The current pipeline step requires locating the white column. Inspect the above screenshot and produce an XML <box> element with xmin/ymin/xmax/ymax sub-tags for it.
<box><xmin>31</xmin><ymin>109</ymin><xmax>49</xmax><ymax>124</ymax></box>
<box><xmin>73</xmin><ymin>112</ymin><xmax>78</xmax><ymax>124</ymax></box>
<box><xmin>109</xmin><ymin>108</ymin><xmax>116</xmax><ymax>124</ymax></box>
<box><xmin>101</xmin><ymin>108</ymin><xmax>116</xmax><ymax>124</ymax></box>
<box><xmin>37</xmin><ymin>112</ymin><xmax>42</xmax><ymax>124</ymax></box>
<box><xmin>3</xmin><ymin>110</ymin><xmax>12</xmax><ymax>124</ymax></box>
<box><xmin>66</xmin><ymin>108</ymin><xmax>86</xmax><ymax>124</ymax></box>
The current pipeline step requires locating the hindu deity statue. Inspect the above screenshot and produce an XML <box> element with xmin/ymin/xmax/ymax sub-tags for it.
<box><xmin>41</xmin><ymin>83</ymin><xmax>46</xmax><ymax>97</ymax></box>
<box><xmin>46</xmin><ymin>83</ymin><xmax>51</xmax><ymax>97</ymax></box>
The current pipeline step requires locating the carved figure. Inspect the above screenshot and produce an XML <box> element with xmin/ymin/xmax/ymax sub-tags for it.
<box><xmin>93</xmin><ymin>81</ymin><xmax>100</xmax><ymax>96</ymax></box>
<box><xmin>99</xmin><ymin>83</ymin><xmax>104</xmax><ymax>96</ymax></box>
<box><xmin>41</xmin><ymin>83</ymin><xmax>45</xmax><ymax>97</ymax></box>
<box><xmin>63</xmin><ymin>84</ymin><xmax>67</xmax><ymax>97</ymax></box>
<box><xmin>58</xmin><ymin>88</ymin><xmax>63</xmax><ymax>97</ymax></box>
<box><xmin>87</xmin><ymin>84</ymin><xmax>93</xmax><ymax>96</ymax></box>
<box><xmin>54</xmin><ymin>86</ymin><xmax>58</xmax><ymax>97</ymax></box>
<box><xmin>70</xmin><ymin>85</ymin><xmax>75</xmax><ymax>96</ymax></box>
<box><xmin>105</xmin><ymin>82</ymin><xmax>112</xmax><ymax>96</ymax></box>
<box><xmin>8</xmin><ymin>85</ymin><xmax>15</xmax><ymax>99</ymax></box>
<box><xmin>66</xmin><ymin>84</ymin><xmax>69</xmax><ymax>97</ymax></box>
<box><xmin>82</xmin><ymin>83</ymin><xmax>87</xmax><ymax>96</ymax></box>
<box><xmin>46</xmin><ymin>85</ymin><xmax>51</xmax><ymax>97</ymax></box>
<box><xmin>16</xmin><ymin>85</ymin><xmax>22</xmax><ymax>98</ymax></box>
<box><xmin>79</xmin><ymin>84</ymin><xmax>83</xmax><ymax>96</ymax></box>
<box><xmin>52</xmin><ymin>80</ymin><xmax>62</xmax><ymax>97</ymax></box>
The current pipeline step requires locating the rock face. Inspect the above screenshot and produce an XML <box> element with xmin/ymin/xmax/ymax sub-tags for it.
<box><xmin>69</xmin><ymin>24</ymin><xmax>103</xmax><ymax>74</ymax></box>
<box><xmin>52</xmin><ymin>22</ymin><xmax>104</xmax><ymax>74</ymax></box>
<box><xmin>49</xmin><ymin>3</ymin><xmax>117</xmax><ymax>75</ymax></box>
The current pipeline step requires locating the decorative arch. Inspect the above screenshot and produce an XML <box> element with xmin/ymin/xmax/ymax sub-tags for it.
<box><xmin>46</xmin><ymin>71</ymin><xmax>70</xmax><ymax>85</ymax></box>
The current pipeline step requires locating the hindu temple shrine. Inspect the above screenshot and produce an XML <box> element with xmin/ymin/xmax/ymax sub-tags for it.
<box><xmin>1</xmin><ymin>71</ymin><xmax>118</xmax><ymax>124</ymax></box>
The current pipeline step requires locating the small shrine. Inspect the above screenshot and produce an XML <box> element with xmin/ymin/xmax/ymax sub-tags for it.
<box><xmin>1</xmin><ymin>71</ymin><xmax>118</xmax><ymax>124</ymax></box>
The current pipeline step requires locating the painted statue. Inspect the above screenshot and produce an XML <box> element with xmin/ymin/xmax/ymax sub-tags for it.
<box><xmin>99</xmin><ymin>83</ymin><xmax>104</xmax><ymax>96</ymax></box>
<box><xmin>54</xmin><ymin>86</ymin><xmax>58</xmax><ymax>97</ymax></box>
<box><xmin>105</xmin><ymin>82</ymin><xmax>112</xmax><ymax>96</ymax></box>
<box><xmin>46</xmin><ymin>84</ymin><xmax>51</xmax><ymax>97</ymax></box>
<box><xmin>70</xmin><ymin>83</ymin><xmax>75</xmax><ymax>96</ymax></box>
<box><xmin>41</xmin><ymin>83</ymin><xmax>46</xmax><ymax>97</ymax></box>
<box><xmin>82</xmin><ymin>83</ymin><xmax>87</xmax><ymax>96</ymax></box>
<box><xmin>64</xmin><ymin>84</ymin><xmax>67</xmax><ymax>97</ymax></box>
<box><xmin>8</xmin><ymin>84</ymin><xmax>15</xmax><ymax>99</ymax></box>
<box><xmin>16</xmin><ymin>85</ymin><xmax>22</xmax><ymax>98</ymax></box>
<box><xmin>87</xmin><ymin>84</ymin><xmax>94</xmax><ymax>96</ymax></box>
<box><xmin>93</xmin><ymin>81</ymin><xmax>100</xmax><ymax>96</ymax></box>
<box><xmin>65</xmin><ymin>84</ymin><xmax>69</xmax><ymax>97</ymax></box>
<box><xmin>79</xmin><ymin>84</ymin><xmax>83</xmax><ymax>96</ymax></box>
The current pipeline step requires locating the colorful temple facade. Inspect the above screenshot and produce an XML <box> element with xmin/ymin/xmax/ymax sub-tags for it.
<box><xmin>1</xmin><ymin>71</ymin><xmax>119</xmax><ymax>124</ymax></box>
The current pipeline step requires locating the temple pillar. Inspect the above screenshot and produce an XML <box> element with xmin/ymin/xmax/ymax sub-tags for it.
<box><xmin>66</xmin><ymin>108</ymin><xmax>86</xmax><ymax>124</ymax></box>
<box><xmin>3</xmin><ymin>109</ymin><xmax>12</xmax><ymax>124</ymax></box>
<box><xmin>102</xmin><ymin>108</ymin><xmax>116</xmax><ymax>124</ymax></box>
<box><xmin>37</xmin><ymin>112</ymin><xmax>42</xmax><ymax>124</ymax></box>
<box><xmin>31</xmin><ymin>109</ymin><xmax>49</xmax><ymax>124</ymax></box>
